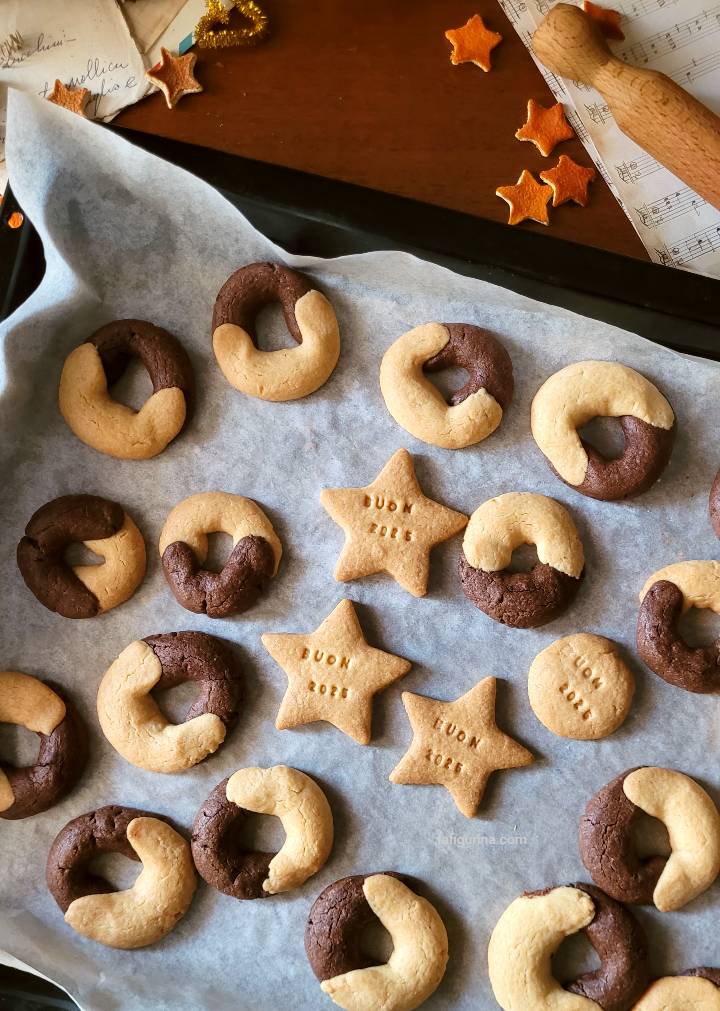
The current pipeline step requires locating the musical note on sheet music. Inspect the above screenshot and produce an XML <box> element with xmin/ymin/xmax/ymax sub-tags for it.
<box><xmin>498</xmin><ymin>0</ymin><xmax>720</xmax><ymax>278</ymax></box>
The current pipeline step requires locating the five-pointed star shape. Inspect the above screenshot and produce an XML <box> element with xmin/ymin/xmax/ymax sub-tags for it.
<box><xmin>496</xmin><ymin>170</ymin><xmax>552</xmax><ymax>226</ymax></box>
<box><xmin>390</xmin><ymin>677</ymin><xmax>533</xmax><ymax>817</ymax></box>
<box><xmin>582</xmin><ymin>1</ymin><xmax>625</xmax><ymax>40</ymax></box>
<box><xmin>444</xmin><ymin>14</ymin><xmax>503</xmax><ymax>72</ymax></box>
<box><xmin>145</xmin><ymin>48</ymin><xmax>203</xmax><ymax>109</ymax></box>
<box><xmin>320</xmin><ymin>449</ymin><xmax>468</xmax><ymax>598</ymax></box>
<box><xmin>540</xmin><ymin>155</ymin><xmax>597</xmax><ymax>207</ymax></box>
<box><xmin>262</xmin><ymin>599</ymin><xmax>411</xmax><ymax>745</ymax></box>
<box><xmin>47</xmin><ymin>80</ymin><xmax>90</xmax><ymax>117</ymax></box>
<box><xmin>515</xmin><ymin>99</ymin><xmax>575</xmax><ymax>157</ymax></box>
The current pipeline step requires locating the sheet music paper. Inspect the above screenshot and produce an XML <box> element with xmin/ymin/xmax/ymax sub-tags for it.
<box><xmin>498</xmin><ymin>0</ymin><xmax>720</xmax><ymax>278</ymax></box>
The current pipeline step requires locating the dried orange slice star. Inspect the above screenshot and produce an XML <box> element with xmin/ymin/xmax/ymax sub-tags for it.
<box><xmin>445</xmin><ymin>14</ymin><xmax>503</xmax><ymax>72</ymax></box>
<box><xmin>47</xmin><ymin>80</ymin><xmax>90</xmax><ymax>117</ymax></box>
<box><xmin>582</xmin><ymin>1</ymin><xmax>625</xmax><ymax>41</ymax></box>
<box><xmin>146</xmin><ymin>47</ymin><xmax>203</xmax><ymax>109</ymax></box>
<box><xmin>540</xmin><ymin>155</ymin><xmax>597</xmax><ymax>207</ymax></box>
<box><xmin>515</xmin><ymin>99</ymin><xmax>574</xmax><ymax>157</ymax></box>
<box><xmin>496</xmin><ymin>170</ymin><xmax>552</xmax><ymax>226</ymax></box>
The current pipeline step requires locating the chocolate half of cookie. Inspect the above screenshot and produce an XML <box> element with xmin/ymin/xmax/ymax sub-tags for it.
<box><xmin>89</xmin><ymin>319</ymin><xmax>195</xmax><ymax>418</ymax></box>
<box><xmin>143</xmin><ymin>631</ymin><xmax>241</xmax><ymax>729</ymax></box>
<box><xmin>637</xmin><ymin>580</ymin><xmax>720</xmax><ymax>694</ymax></box>
<box><xmin>17</xmin><ymin>494</ymin><xmax>125</xmax><ymax>619</ymax></box>
<box><xmin>211</xmin><ymin>262</ymin><xmax>313</xmax><ymax>346</ymax></box>
<box><xmin>162</xmin><ymin>534</ymin><xmax>275</xmax><ymax>618</ymax></box>
<box><xmin>458</xmin><ymin>551</ymin><xmax>583</xmax><ymax>628</ymax></box>
<box><xmin>1</xmin><ymin>682</ymin><xmax>87</xmax><ymax>820</ymax></box>
<box><xmin>305</xmin><ymin>872</ymin><xmax>402</xmax><ymax>981</ymax></box>
<box><xmin>424</xmin><ymin>324</ymin><xmax>514</xmax><ymax>410</ymax></box>
<box><xmin>570</xmin><ymin>416</ymin><xmax>675</xmax><ymax>501</ymax></box>
<box><xmin>710</xmin><ymin>470</ymin><xmax>720</xmax><ymax>539</ymax></box>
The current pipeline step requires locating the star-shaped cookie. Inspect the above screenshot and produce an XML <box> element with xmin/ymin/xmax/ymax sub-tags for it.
<box><xmin>262</xmin><ymin>599</ymin><xmax>411</xmax><ymax>745</ymax></box>
<box><xmin>515</xmin><ymin>99</ymin><xmax>574</xmax><ymax>157</ymax></box>
<box><xmin>445</xmin><ymin>14</ymin><xmax>503</xmax><ymax>72</ymax></box>
<box><xmin>320</xmin><ymin>449</ymin><xmax>468</xmax><ymax>598</ymax></box>
<box><xmin>496</xmin><ymin>170</ymin><xmax>552</xmax><ymax>225</ymax></box>
<box><xmin>390</xmin><ymin>677</ymin><xmax>533</xmax><ymax>817</ymax></box>
<box><xmin>47</xmin><ymin>80</ymin><xmax>90</xmax><ymax>117</ymax></box>
<box><xmin>540</xmin><ymin>155</ymin><xmax>596</xmax><ymax>207</ymax></box>
<box><xmin>145</xmin><ymin>47</ymin><xmax>203</xmax><ymax>109</ymax></box>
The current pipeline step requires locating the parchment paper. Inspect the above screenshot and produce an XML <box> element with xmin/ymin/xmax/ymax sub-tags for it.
<box><xmin>1</xmin><ymin>91</ymin><xmax>718</xmax><ymax>1011</ymax></box>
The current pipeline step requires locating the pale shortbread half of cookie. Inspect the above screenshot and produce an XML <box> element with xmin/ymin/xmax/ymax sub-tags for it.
<box><xmin>73</xmin><ymin>513</ymin><xmax>146</xmax><ymax>613</ymax></box>
<box><xmin>0</xmin><ymin>672</ymin><xmax>67</xmax><ymax>812</ymax></box>
<box><xmin>632</xmin><ymin>976</ymin><xmax>720</xmax><ymax>1010</ymax></box>
<box><xmin>639</xmin><ymin>560</ymin><xmax>720</xmax><ymax>613</ymax></box>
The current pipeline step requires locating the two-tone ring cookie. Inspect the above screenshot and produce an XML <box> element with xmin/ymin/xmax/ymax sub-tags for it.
<box><xmin>97</xmin><ymin>632</ymin><xmax>242</xmax><ymax>773</ymax></box>
<box><xmin>212</xmin><ymin>262</ymin><xmax>340</xmax><ymax>401</ymax></box>
<box><xmin>46</xmin><ymin>805</ymin><xmax>196</xmax><ymax>949</ymax></box>
<box><xmin>488</xmin><ymin>883</ymin><xmax>648</xmax><ymax>1011</ymax></box>
<box><xmin>459</xmin><ymin>492</ymin><xmax>585</xmax><ymax>627</ymax></box>
<box><xmin>637</xmin><ymin>561</ymin><xmax>720</xmax><ymax>693</ymax></box>
<box><xmin>306</xmin><ymin>873</ymin><xmax>448</xmax><ymax>1011</ymax></box>
<box><xmin>192</xmin><ymin>766</ymin><xmax>333</xmax><ymax>899</ymax></box>
<box><xmin>59</xmin><ymin>319</ymin><xmax>195</xmax><ymax>459</ymax></box>
<box><xmin>579</xmin><ymin>767</ymin><xmax>720</xmax><ymax>911</ymax></box>
<box><xmin>17</xmin><ymin>494</ymin><xmax>146</xmax><ymax>618</ymax></box>
<box><xmin>380</xmin><ymin>323</ymin><xmax>514</xmax><ymax>449</ymax></box>
<box><xmin>531</xmin><ymin>361</ymin><xmax>675</xmax><ymax>500</ymax></box>
<box><xmin>0</xmin><ymin>672</ymin><xmax>86</xmax><ymax>820</ymax></box>
<box><xmin>159</xmin><ymin>491</ymin><xmax>282</xmax><ymax>618</ymax></box>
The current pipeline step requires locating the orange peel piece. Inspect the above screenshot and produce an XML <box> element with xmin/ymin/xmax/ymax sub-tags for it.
<box><xmin>145</xmin><ymin>47</ymin><xmax>203</xmax><ymax>109</ymax></box>
<box><xmin>47</xmin><ymin>80</ymin><xmax>90</xmax><ymax>117</ymax></box>
<box><xmin>540</xmin><ymin>154</ymin><xmax>597</xmax><ymax>207</ymax></box>
<box><xmin>582</xmin><ymin>1</ymin><xmax>625</xmax><ymax>41</ymax></box>
<box><xmin>496</xmin><ymin>170</ymin><xmax>552</xmax><ymax>226</ymax></box>
<box><xmin>445</xmin><ymin>14</ymin><xmax>503</xmax><ymax>72</ymax></box>
<box><xmin>515</xmin><ymin>99</ymin><xmax>575</xmax><ymax>158</ymax></box>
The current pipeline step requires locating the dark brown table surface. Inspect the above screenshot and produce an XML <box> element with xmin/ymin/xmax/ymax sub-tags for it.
<box><xmin>116</xmin><ymin>0</ymin><xmax>648</xmax><ymax>261</ymax></box>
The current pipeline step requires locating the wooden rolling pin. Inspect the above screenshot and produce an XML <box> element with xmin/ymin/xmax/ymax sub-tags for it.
<box><xmin>532</xmin><ymin>3</ymin><xmax>720</xmax><ymax>210</ymax></box>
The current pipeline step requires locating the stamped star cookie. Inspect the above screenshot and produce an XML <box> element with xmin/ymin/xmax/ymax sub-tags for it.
<box><xmin>145</xmin><ymin>47</ymin><xmax>203</xmax><ymax>109</ymax></box>
<box><xmin>445</xmin><ymin>14</ymin><xmax>503</xmax><ymax>72</ymax></box>
<box><xmin>583</xmin><ymin>1</ymin><xmax>625</xmax><ymax>41</ymax></box>
<box><xmin>515</xmin><ymin>99</ymin><xmax>574</xmax><ymax>157</ymax></box>
<box><xmin>496</xmin><ymin>170</ymin><xmax>552</xmax><ymax>225</ymax></box>
<box><xmin>262</xmin><ymin>599</ymin><xmax>411</xmax><ymax>745</ymax></box>
<box><xmin>47</xmin><ymin>81</ymin><xmax>90</xmax><ymax>117</ymax></box>
<box><xmin>320</xmin><ymin>449</ymin><xmax>468</xmax><ymax>598</ymax></box>
<box><xmin>390</xmin><ymin>677</ymin><xmax>533</xmax><ymax>817</ymax></box>
<box><xmin>540</xmin><ymin>155</ymin><xmax>596</xmax><ymax>207</ymax></box>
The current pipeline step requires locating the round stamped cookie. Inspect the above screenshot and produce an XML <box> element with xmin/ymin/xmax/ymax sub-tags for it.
<box><xmin>17</xmin><ymin>494</ymin><xmax>146</xmax><ymax>619</ymax></box>
<box><xmin>97</xmin><ymin>632</ymin><xmax>242</xmax><ymax>773</ymax></box>
<box><xmin>46</xmin><ymin>805</ymin><xmax>196</xmax><ymax>949</ymax></box>
<box><xmin>579</xmin><ymin>767</ymin><xmax>720</xmax><ymax>912</ymax></box>
<box><xmin>488</xmin><ymin>883</ymin><xmax>649</xmax><ymax>1011</ymax></box>
<box><xmin>0</xmin><ymin>672</ymin><xmax>87</xmax><ymax>820</ymax></box>
<box><xmin>159</xmin><ymin>491</ymin><xmax>281</xmax><ymax>618</ymax></box>
<box><xmin>528</xmin><ymin>634</ymin><xmax>634</xmax><ymax>740</ymax></box>
<box><xmin>212</xmin><ymin>261</ymin><xmax>340</xmax><ymax>401</ymax></box>
<box><xmin>379</xmin><ymin>322</ymin><xmax>514</xmax><ymax>449</ymax></box>
<box><xmin>531</xmin><ymin>360</ymin><xmax>675</xmax><ymax>500</ymax></box>
<box><xmin>59</xmin><ymin>319</ymin><xmax>195</xmax><ymax>460</ymax></box>
<box><xmin>634</xmin><ymin>973</ymin><xmax>720</xmax><ymax>1010</ymax></box>
<box><xmin>306</xmin><ymin>872</ymin><xmax>448</xmax><ymax>1011</ymax></box>
<box><xmin>637</xmin><ymin>561</ymin><xmax>720</xmax><ymax>693</ymax></box>
<box><xmin>459</xmin><ymin>492</ymin><xmax>585</xmax><ymax>628</ymax></box>
<box><xmin>192</xmin><ymin>766</ymin><xmax>333</xmax><ymax>898</ymax></box>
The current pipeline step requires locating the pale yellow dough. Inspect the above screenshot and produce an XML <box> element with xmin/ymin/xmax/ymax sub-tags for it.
<box><xmin>213</xmin><ymin>288</ymin><xmax>340</xmax><ymax>401</ymax></box>
<box><xmin>225</xmin><ymin>766</ymin><xmax>333</xmax><ymax>894</ymax></box>
<box><xmin>531</xmin><ymin>360</ymin><xmax>674</xmax><ymax>485</ymax></box>
<box><xmin>64</xmin><ymin>816</ymin><xmax>196</xmax><ymax>949</ymax></box>
<box><xmin>462</xmin><ymin>492</ymin><xmax>584</xmax><ymax>578</ymax></box>
<box><xmin>639</xmin><ymin>560</ymin><xmax>720</xmax><ymax>614</ymax></box>
<box><xmin>59</xmin><ymin>343</ymin><xmax>187</xmax><ymax>460</ymax></box>
<box><xmin>632</xmin><ymin>976</ymin><xmax>720</xmax><ymax>1010</ymax></box>
<box><xmin>73</xmin><ymin>513</ymin><xmax>146</xmax><ymax>613</ymax></box>
<box><xmin>320</xmin><ymin>874</ymin><xmax>448</xmax><ymax>1011</ymax></box>
<box><xmin>379</xmin><ymin>323</ymin><xmax>503</xmax><ymax>449</ymax></box>
<box><xmin>96</xmin><ymin>640</ymin><xmax>226</xmax><ymax>774</ymax></box>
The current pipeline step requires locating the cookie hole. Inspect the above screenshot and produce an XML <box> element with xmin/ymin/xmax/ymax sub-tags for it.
<box><xmin>676</xmin><ymin>606</ymin><xmax>720</xmax><ymax>649</ymax></box>
<box><xmin>506</xmin><ymin>544</ymin><xmax>540</xmax><ymax>573</ymax></box>
<box><xmin>252</xmin><ymin>303</ymin><xmax>296</xmax><ymax>351</ymax></box>
<box><xmin>108</xmin><ymin>356</ymin><xmax>154</xmax><ymax>411</ymax></box>
<box><xmin>423</xmin><ymin>364</ymin><xmax>470</xmax><ymax>406</ymax></box>
<box><xmin>360</xmin><ymin>919</ymin><xmax>394</xmax><ymax>966</ymax></box>
<box><xmin>64</xmin><ymin>542</ymin><xmax>104</xmax><ymax>567</ymax></box>
<box><xmin>204</xmin><ymin>532</ymin><xmax>234</xmax><ymax>573</ymax></box>
<box><xmin>553</xmin><ymin>930</ymin><xmax>601</xmax><ymax>986</ymax></box>
<box><xmin>88</xmin><ymin>851</ymin><xmax>140</xmax><ymax>892</ymax></box>
<box><xmin>631</xmin><ymin>810</ymin><xmax>671</xmax><ymax>860</ymax></box>
<box><xmin>0</xmin><ymin>723</ymin><xmax>40</xmax><ymax>767</ymax></box>
<box><xmin>152</xmin><ymin>680</ymin><xmax>199</xmax><ymax>724</ymax></box>
<box><xmin>232</xmin><ymin>811</ymin><xmax>286</xmax><ymax>853</ymax></box>
<box><xmin>578</xmin><ymin>416</ymin><xmax>625</xmax><ymax>460</ymax></box>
